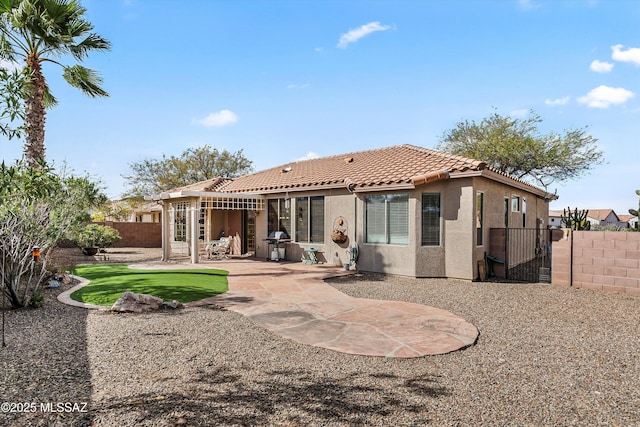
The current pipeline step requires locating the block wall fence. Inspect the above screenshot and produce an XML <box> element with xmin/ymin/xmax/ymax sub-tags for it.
<box><xmin>93</xmin><ymin>221</ymin><xmax>161</xmax><ymax>248</ymax></box>
<box><xmin>552</xmin><ymin>230</ymin><xmax>640</xmax><ymax>295</ymax></box>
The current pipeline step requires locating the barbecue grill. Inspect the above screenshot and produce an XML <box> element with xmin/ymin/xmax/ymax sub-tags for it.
<box><xmin>264</xmin><ymin>231</ymin><xmax>291</xmax><ymax>261</ymax></box>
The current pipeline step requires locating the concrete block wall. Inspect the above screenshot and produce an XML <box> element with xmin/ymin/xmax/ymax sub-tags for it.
<box><xmin>95</xmin><ymin>221</ymin><xmax>162</xmax><ymax>248</ymax></box>
<box><xmin>552</xmin><ymin>230</ymin><xmax>640</xmax><ymax>295</ymax></box>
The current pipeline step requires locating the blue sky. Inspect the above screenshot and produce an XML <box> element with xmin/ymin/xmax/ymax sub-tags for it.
<box><xmin>1</xmin><ymin>0</ymin><xmax>639</xmax><ymax>214</ymax></box>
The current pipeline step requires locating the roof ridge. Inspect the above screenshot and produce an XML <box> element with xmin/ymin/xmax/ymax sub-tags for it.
<box><xmin>400</xmin><ymin>144</ymin><xmax>487</xmax><ymax>168</ymax></box>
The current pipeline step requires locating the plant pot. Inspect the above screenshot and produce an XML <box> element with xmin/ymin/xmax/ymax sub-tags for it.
<box><xmin>82</xmin><ymin>247</ymin><xmax>99</xmax><ymax>256</ymax></box>
<box><xmin>331</xmin><ymin>233</ymin><xmax>347</xmax><ymax>243</ymax></box>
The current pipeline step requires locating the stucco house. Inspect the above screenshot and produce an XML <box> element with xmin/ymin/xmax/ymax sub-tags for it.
<box><xmin>151</xmin><ymin>144</ymin><xmax>552</xmax><ymax>280</ymax></box>
<box><xmin>585</xmin><ymin>209</ymin><xmax>621</xmax><ymax>228</ymax></box>
<box><xmin>618</xmin><ymin>214</ymin><xmax>638</xmax><ymax>230</ymax></box>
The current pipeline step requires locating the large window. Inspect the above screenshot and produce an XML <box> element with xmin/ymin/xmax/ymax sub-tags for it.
<box><xmin>267</xmin><ymin>198</ymin><xmax>291</xmax><ymax>237</ymax></box>
<box><xmin>296</xmin><ymin>196</ymin><xmax>324</xmax><ymax>243</ymax></box>
<box><xmin>366</xmin><ymin>194</ymin><xmax>409</xmax><ymax>245</ymax></box>
<box><xmin>476</xmin><ymin>192</ymin><xmax>484</xmax><ymax>246</ymax></box>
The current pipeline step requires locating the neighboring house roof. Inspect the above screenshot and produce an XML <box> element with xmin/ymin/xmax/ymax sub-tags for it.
<box><xmin>134</xmin><ymin>201</ymin><xmax>162</xmax><ymax>213</ymax></box>
<box><xmin>586</xmin><ymin>209</ymin><xmax>620</xmax><ymax>222</ymax></box>
<box><xmin>217</xmin><ymin>144</ymin><xmax>546</xmax><ymax>195</ymax></box>
<box><xmin>549</xmin><ymin>210</ymin><xmax>564</xmax><ymax>217</ymax></box>
<box><xmin>618</xmin><ymin>214</ymin><xmax>638</xmax><ymax>223</ymax></box>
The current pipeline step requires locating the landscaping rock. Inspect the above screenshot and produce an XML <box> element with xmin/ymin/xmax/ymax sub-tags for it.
<box><xmin>111</xmin><ymin>292</ymin><xmax>164</xmax><ymax>313</ymax></box>
<box><xmin>161</xmin><ymin>300</ymin><xmax>184</xmax><ymax>310</ymax></box>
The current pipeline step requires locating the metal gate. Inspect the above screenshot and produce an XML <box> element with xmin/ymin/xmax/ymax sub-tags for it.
<box><xmin>505</xmin><ymin>228</ymin><xmax>552</xmax><ymax>282</ymax></box>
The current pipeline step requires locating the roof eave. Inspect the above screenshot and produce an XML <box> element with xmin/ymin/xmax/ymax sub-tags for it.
<box><xmin>451</xmin><ymin>170</ymin><xmax>557</xmax><ymax>200</ymax></box>
<box><xmin>150</xmin><ymin>190</ymin><xmax>265</xmax><ymax>201</ymax></box>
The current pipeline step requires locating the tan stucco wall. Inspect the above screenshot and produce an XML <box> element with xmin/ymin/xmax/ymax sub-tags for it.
<box><xmin>471</xmin><ymin>176</ymin><xmax>551</xmax><ymax>280</ymax></box>
<box><xmin>443</xmin><ymin>179</ymin><xmax>475</xmax><ymax>279</ymax></box>
<box><xmin>172</xmin><ymin>175</ymin><xmax>550</xmax><ymax>277</ymax></box>
<box><xmin>415</xmin><ymin>181</ymin><xmax>448</xmax><ymax>277</ymax></box>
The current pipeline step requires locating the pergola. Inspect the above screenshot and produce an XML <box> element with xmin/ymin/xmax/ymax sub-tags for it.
<box><xmin>152</xmin><ymin>190</ymin><xmax>265</xmax><ymax>263</ymax></box>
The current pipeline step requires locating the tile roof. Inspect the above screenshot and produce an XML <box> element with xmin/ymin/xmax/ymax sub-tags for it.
<box><xmin>618</xmin><ymin>214</ymin><xmax>637</xmax><ymax>222</ymax></box>
<box><xmin>166</xmin><ymin>177</ymin><xmax>233</xmax><ymax>193</ymax></box>
<box><xmin>219</xmin><ymin>144</ymin><xmax>488</xmax><ymax>193</ymax></box>
<box><xmin>585</xmin><ymin>209</ymin><xmax>619</xmax><ymax>221</ymax></box>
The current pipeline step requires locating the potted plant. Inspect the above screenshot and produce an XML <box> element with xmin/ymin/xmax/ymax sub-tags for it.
<box><xmin>73</xmin><ymin>224</ymin><xmax>121</xmax><ymax>255</ymax></box>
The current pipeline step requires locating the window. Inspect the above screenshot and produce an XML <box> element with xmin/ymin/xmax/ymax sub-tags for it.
<box><xmin>522</xmin><ymin>197</ymin><xmax>527</xmax><ymax>228</ymax></box>
<box><xmin>421</xmin><ymin>193</ymin><xmax>441</xmax><ymax>246</ymax></box>
<box><xmin>173</xmin><ymin>202</ymin><xmax>188</xmax><ymax>242</ymax></box>
<box><xmin>267</xmin><ymin>198</ymin><xmax>291</xmax><ymax>237</ymax></box>
<box><xmin>296</xmin><ymin>196</ymin><xmax>324</xmax><ymax>243</ymax></box>
<box><xmin>365</xmin><ymin>194</ymin><xmax>409</xmax><ymax>245</ymax></box>
<box><xmin>511</xmin><ymin>195</ymin><xmax>520</xmax><ymax>212</ymax></box>
<box><xmin>504</xmin><ymin>197</ymin><xmax>509</xmax><ymax>228</ymax></box>
<box><xmin>476</xmin><ymin>192</ymin><xmax>484</xmax><ymax>246</ymax></box>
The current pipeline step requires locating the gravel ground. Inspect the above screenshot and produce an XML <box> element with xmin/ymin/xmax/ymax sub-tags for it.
<box><xmin>1</xmin><ymin>248</ymin><xmax>638</xmax><ymax>426</ymax></box>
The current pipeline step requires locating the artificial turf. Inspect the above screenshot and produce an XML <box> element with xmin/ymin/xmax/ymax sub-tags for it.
<box><xmin>71</xmin><ymin>264</ymin><xmax>228</xmax><ymax>306</ymax></box>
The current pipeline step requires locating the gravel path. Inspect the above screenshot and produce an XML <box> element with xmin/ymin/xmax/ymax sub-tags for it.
<box><xmin>1</xmin><ymin>249</ymin><xmax>638</xmax><ymax>426</ymax></box>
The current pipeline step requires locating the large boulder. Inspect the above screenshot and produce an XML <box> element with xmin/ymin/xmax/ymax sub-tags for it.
<box><xmin>111</xmin><ymin>292</ymin><xmax>164</xmax><ymax>313</ymax></box>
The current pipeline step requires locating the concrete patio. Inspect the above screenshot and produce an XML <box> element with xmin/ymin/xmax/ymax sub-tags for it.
<box><xmin>149</xmin><ymin>259</ymin><xmax>478</xmax><ymax>357</ymax></box>
<box><xmin>59</xmin><ymin>257</ymin><xmax>479</xmax><ymax>358</ymax></box>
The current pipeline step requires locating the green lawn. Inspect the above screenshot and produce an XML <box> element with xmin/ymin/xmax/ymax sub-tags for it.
<box><xmin>71</xmin><ymin>264</ymin><xmax>228</xmax><ymax>306</ymax></box>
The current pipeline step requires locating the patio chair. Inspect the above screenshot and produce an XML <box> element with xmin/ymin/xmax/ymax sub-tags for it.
<box><xmin>213</xmin><ymin>236</ymin><xmax>233</xmax><ymax>259</ymax></box>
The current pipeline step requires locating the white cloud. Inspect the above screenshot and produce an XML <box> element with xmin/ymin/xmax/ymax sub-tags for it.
<box><xmin>518</xmin><ymin>0</ymin><xmax>541</xmax><ymax>11</ymax></box>
<box><xmin>509</xmin><ymin>109</ymin><xmax>529</xmax><ymax>118</ymax></box>
<box><xmin>590</xmin><ymin>60</ymin><xmax>613</xmax><ymax>73</ymax></box>
<box><xmin>297</xmin><ymin>151</ymin><xmax>320</xmax><ymax>161</ymax></box>
<box><xmin>545</xmin><ymin>96</ymin><xmax>570</xmax><ymax>106</ymax></box>
<box><xmin>611</xmin><ymin>44</ymin><xmax>640</xmax><ymax>66</ymax></box>
<box><xmin>192</xmin><ymin>109</ymin><xmax>238</xmax><ymax>127</ymax></box>
<box><xmin>337</xmin><ymin>22</ymin><xmax>391</xmax><ymax>49</ymax></box>
<box><xmin>287</xmin><ymin>83</ymin><xmax>311</xmax><ymax>89</ymax></box>
<box><xmin>577</xmin><ymin>85</ymin><xmax>635</xmax><ymax>108</ymax></box>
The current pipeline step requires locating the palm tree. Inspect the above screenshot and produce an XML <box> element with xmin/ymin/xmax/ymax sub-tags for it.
<box><xmin>0</xmin><ymin>0</ymin><xmax>110</xmax><ymax>168</ymax></box>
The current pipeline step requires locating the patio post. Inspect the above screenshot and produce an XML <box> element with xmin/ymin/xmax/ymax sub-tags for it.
<box><xmin>161</xmin><ymin>201</ymin><xmax>170</xmax><ymax>261</ymax></box>
<box><xmin>190</xmin><ymin>202</ymin><xmax>199</xmax><ymax>264</ymax></box>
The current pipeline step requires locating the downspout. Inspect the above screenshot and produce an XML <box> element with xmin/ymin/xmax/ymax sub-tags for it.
<box><xmin>345</xmin><ymin>178</ymin><xmax>358</xmax><ymax>267</ymax></box>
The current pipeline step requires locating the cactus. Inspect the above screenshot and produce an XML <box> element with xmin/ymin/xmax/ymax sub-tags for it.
<box><xmin>561</xmin><ymin>207</ymin><xmax>591</xmax><ymax>230</ymax></box>
<box><xmin>629</xmin><ymin>189</ymin><xmax>640</xmax><ymax>231</ymax></box>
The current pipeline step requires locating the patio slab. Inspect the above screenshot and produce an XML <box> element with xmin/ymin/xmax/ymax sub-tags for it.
<box><xmin>60</xmin><ymin>259</ymin><xmax>479</xmax><ymax>358</ymax></box>
<box><xmin>189</xmin><ymin>260</ymin><xmax>479</xmax><ymax>358</ymax></box>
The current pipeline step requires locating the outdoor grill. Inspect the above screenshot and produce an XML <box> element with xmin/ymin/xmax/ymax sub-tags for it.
<box><xmin>264</xmin><ymin>231</ymin><xmax>291</xmax><ymax>261</ymax></box>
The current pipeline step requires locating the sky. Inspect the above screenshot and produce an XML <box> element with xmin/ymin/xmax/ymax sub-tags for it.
<box><xmin>0</xmin><ymin>0</ymin><xmax>639</xmax><ymax>215</ymax></box>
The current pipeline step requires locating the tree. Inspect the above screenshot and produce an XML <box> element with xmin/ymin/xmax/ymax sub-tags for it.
<box><xmin>0</xmin><ymin>66</ymin><xmax>26</xmax><ymax>140</ymax></box>
<box><xmin>436</xmin><ymin>110</ymin><xmax>605</xmax><ymax>187</ymax></box>
<box><xmin>0</xmin><ymin>160</ymin><xmax>106</xmax><ymax>308</ymax></box>
<box><xmin>91</xmin><ymin>199</ymin><xmax>136</xmax><ymax>222</ymax></box>
<box><xmin>0</xmin><ymin>0</ymin><xmax>110</xmax><ymax>167</ymax></box>
<box><xmin>122</xmin><ymin>145</ymin><xmax>254</xmax><ymax>199</ymax></box>
<box><xmin>70</xmin><ymin>223</ymin><xmax>120</xmax><ymax>254</ymax></box>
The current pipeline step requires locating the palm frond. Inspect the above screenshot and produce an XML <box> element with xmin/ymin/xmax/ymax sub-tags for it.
<box><xmin>69</xmin><ymin>32</ymin><xmax>109</xmax><ymax>60</ymax></box>
<box><xmin>62</xmin><ymin>64</ymin><xmax>107</xmax><ymax>97</ymax></box>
